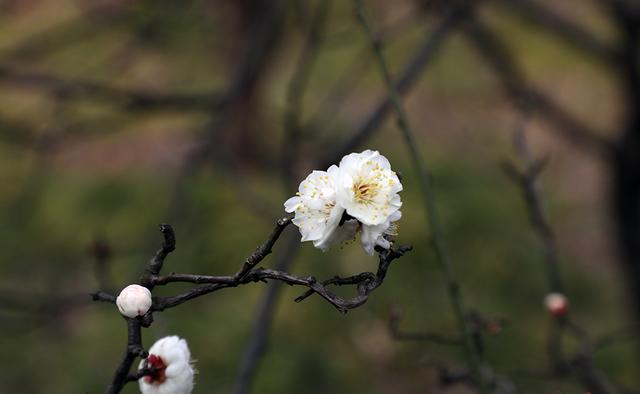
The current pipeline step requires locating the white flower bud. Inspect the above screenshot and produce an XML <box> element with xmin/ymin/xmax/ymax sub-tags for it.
<box><xmin>139</xmin><ymin>336</ymin><xmax>195</xmax><ymax>394</ymax></box>
<box><xmin>544</xmin><ymin>292</ymin><xmax>569</xmax><ymax>317</ymax></box>
<box><xmin>116</xmin><ymin>284</ymin><xmax>152</xmax><ymax>318</ymax></box>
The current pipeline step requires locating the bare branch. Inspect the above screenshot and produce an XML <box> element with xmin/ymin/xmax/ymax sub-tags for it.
<box><xmin>140</xmin><ymin>224</ymin><xmax>176</xmax><ymax>289</ymax></box>
<box><xmin>500</xmin><ymin>127</ymin><xmax>564</xmax><ymax>294</ymax></box>
<box><xmin>151</xmin><ymin>217</ymin><xmax>292</xmax><ymax>284</ymax></box>
<box><xmin>305</xmin><ymin>6</ymin><xmax>426</xmax><ymax>138</ymax></box>
<box><xmin>494</xmin><ymin>0</ymin><xmax>620</xmax><ymax>63</ymax></box>
<box><xmin>281</xmin><ymin>0</ymin><xmax>330</xmax><ymax>187</ymax></box>
<box><xmin>504</xmin><ymin>123</ymin><xmax>619</xmax><ymax>394</ymax></box>
<box><xmin>0</xmin><ymin>65</ymin><xmax>221</xmax><ymax>112</ymax></box>
<box><xmin>234</xmin><ymin>218</ymin><xmax>293</xmax><ymax>281</ymax></box>
<box><xmin>318</xmin><ymin>3</ymin><xmax>470</xmax><ymax>169</ymax></box>
<box><xmin>461</xmin><ymin>16</ymin><xmax>615</xmax><ymax>157</ymax></box>
<box><xmin>352</xmin><ymin>0</ymin><xmax>488</xmax><ymax>390</ymax></box>
<box><xmin>93</xmin><ymin>217</ymin><xmax>294</xmax><ymax>393</ymax></box>
<box><xmin>233</xmin><ymin>233</ymin><xmax>300</xmax><ymax>394</ymax></box>
<box><xmin>91</xmin><ymin>291</ymin><xmax>117</xmax><ymax>304</ymax></box>
<box><xmin>152</xmin><ymin>244</ymin><xmax>412</xmax><ymax>314</ymax></box>
<box><xmin>105</xmin><ymin>318</ymin><xmax>147</xmax><ymax>394</ymax></box>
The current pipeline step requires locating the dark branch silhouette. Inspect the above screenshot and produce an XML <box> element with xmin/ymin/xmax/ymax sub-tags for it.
<box><xmin>494</xmin><ymin>0</ymin><xmax>620</xmax><ymax>63</ymax></box>
<box><xmin>319</xmin><ymin>2</ymin><xmax>472</xmax><ymax>169</ymax></box>
<box><xmin>504</xmin><ymin>123</ymin><xmax>618</xmax><ymax>394</ymax></box>
<box><xmin>0</xmin><ymin>65</ymin><xmax>221</xmax><ymax>112</ymax></box>
<box><xmin>462</xmin><ymin>15</ymin><xmax>615</xmax><ymax>157</ymax></box>
<box><xmin>91</xmin><ymin>218</ymin><xmax>411</xmax><ymax>393</ymax></box>
<box><xmin>353</xmin><ymin>1</ymin><xmax>491</xmax><ymax>390</ymax></box>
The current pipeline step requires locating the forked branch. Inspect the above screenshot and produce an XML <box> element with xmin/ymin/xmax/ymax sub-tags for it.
<box><xmin>91</xmin><ymin>219</ymin><xmax>411</xmax><ymax>393</ymax></box>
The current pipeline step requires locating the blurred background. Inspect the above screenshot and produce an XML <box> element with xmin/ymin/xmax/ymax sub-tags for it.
<box><xmin>0</xmin><ymin>0</ymin><xmax>638</xmax><ymax>393</ymax></box>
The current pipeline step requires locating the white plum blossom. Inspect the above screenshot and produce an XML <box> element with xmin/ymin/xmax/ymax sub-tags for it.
<box><xmin>360</xmin><ymin>210</ymin><xmax>401</xmax><ymax>255</ymax></box>
<box><xmin>139</xmin><ymin>336</ymin><xmax>195</xmax><ymax>394</ymax></box>
<box><xmin>284</xmin><ymin>150</ymin><xmax>402</xmax><ymax>255</ymax></box>
<box><xmin>284</xmin><ymin>165</ymin><xmax>355</xmax><ymax>251</ymax></box>
<box><xmin>335</xmin><ymin>149</ymin><xmax>402</xmax><ymax>226</ymax></box>
<box><xmin>116</xmin><ymin>284</ymin><xmax>152</xmax><ymax>318</ymax></box>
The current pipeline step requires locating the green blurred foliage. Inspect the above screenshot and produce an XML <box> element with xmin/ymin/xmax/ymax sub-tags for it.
<box><xmin>0</xmin><ymin>0</ymin><xmax>637</xmax><ymax>393</ymax></box>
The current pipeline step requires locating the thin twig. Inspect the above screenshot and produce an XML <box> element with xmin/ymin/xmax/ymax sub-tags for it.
<box><xmin>105</xmin><ymin>318</ymin><xmax>147</xmax><ymax>394</ymax></box>
<box><xmin>0</xmin><ymin>65</ymin><xmax>221</xmax><ymax>112</ymax></box>
<box><xmin>504</xmin><ymin>123</ymin><xmax>618</xmax><ymax>394</ymax></box>
<box><xmin>152</xmin><ymin>244</ymin><xmax>412</xmax><ymax>313</ymax></box>
<box><xmin>318</xmin><ymin>3</ymin><xmax>469</xmax><ymax>169</ymax></box>
<box><xmin>461</xmin><ymin>16</ymin><xmax>615</xmax><ymax>158</ymax></box>
<box><xmin>500</xmin><ymin>127</ymin><xmax>564</xmax><ymax>294</ymax></box>
<box><xmin>140</xmin><ymin>224</ymin><xmax>176</xmax><ymax>289</ymax></box>
<box><xmin>305</xmin><ymin>5</ymin><xmax>425</xmax><ymax>136</ymax></box>
<box><xmin>162</xmin><ymin>0</ymin><xmax>285</xmax><ymax>226</ymax></box>
<box><xmin>352</xmin><ymin>1</ymin><xmax>487</xmax><ymax>391</ymax></box>
<box><xmin>501</xmin><ymin>122</ymin><xmax>568</xmax><ymax>373</ymax></box>
<box><xmin>99</xmin><ymin>223</ymin><xmax>178</xmax><ymax>394</ymax></box>
<box><xmin>147</xmin><ymin>217</ymin><xmax>288</xmax><ymax>287</ymax></box>
<box><xmin>281</xmin><ymin>0</ymin><xmax>330</xmax><ymax>186</ymax></box>
<box><xmin>494</xmin><ymin>0</ymin><xmax>620</xmax><ymax>64</ymax></box>
<box><xmin>235</xmin><ymin>3</ymin><xmax>331</xmax><ymax>392</ymax></box>
<box><xmin>233</xmin><ymin>233</ymin><xmax>300</xmax><ymax>394</ymax></box>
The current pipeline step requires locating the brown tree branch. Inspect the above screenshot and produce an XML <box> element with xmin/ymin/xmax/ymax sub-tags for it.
<box><xmin>232</xmin><ymin>233</ymin><xmax>300</xmax><ymax>394</ymax></box>
<box><xmin>152</xmin><ymin>244</ymin><xmax>411</xmax><ymax>313</ymax></box>
<box><xmin>318</xmin><ymin>2</ymin><xmax>470</xmax><ymax>169</ymax></box>
<box><xmin>281</xmin><ymin>0</ymin><xmax>330</xmax><ymax>188</ymax></box>
<box><xmin>105</xmin><ymin>318</ymin><xmax>148</xmax><ymax>394</ymax></box>
<box><xmin>140</xmin><ymin>224</ymin><xmax>176</xmax><ymax>289</ymax></box>
<box><xmin>0</xmin><ymin>65</ymin><xmax>221</xmax><ymax>112</ymax></box>
<box><xmin>462</xmin><ymin>16</ymin><xmax>615</xmax><ymax>158</ymax></box>
<box><xmin>494</xmin><ymin>0</ymin><xmax>620</xmax><ymax>64</ymax></box>
<box><xmin>92</xmin><ymin>216</ymin><xmax>409</xmax><ymax>392</ymax></box>
<box><xmin>504</xmin><ymin>123</ymin><xmax>618</xmax><ymax>394</ymax></box>
<box><xmin>352</xmin><ymin>0</ymin><xmax>489</xmax><ymax>391</ymax></box>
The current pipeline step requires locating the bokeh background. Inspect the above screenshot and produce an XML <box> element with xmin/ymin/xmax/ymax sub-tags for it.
<box><xmin>0</xmin><ymin>0</ymin><xmax>638</xmax><ymax>393</ymax></box>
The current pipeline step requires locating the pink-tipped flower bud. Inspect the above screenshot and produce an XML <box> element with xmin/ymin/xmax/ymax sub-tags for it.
<box><xmin>116</xmin><ymin>284</ymin><xmax>152</xmax><ymax>318</ymax></box>
<box><xmin>544</xmin><ymin>292</ymin><xmax>569</xmax><ymax>317</ymax></box>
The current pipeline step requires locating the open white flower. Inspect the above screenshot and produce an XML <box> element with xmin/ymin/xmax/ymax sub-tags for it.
<box><xmin>116</xmin><ymin>284</ymin><xmax>152</xmax><ymax>318</ymax></box>
<box><xmin>284</xmin><ymin>150</ymin><xmax>403</xmax><ymax>254</ymax></box>
<box><xmin>335</xmin><ymin>150</ymin><xmax>402</xmax><ymax>226</ymax></box>
<box><xmin>139</xmin><ymin>336</ymin><xmax>195</xmax><ymax>394</ymax></box>
<box><xmin>284</xmin><ymin>165</ymin><xmax>355</xmax><ymax>251</ymax></box>
<box><xmin>361</xmin><ymin>210</ymin><xmax>401</xmax><ymax>255</ymax></box>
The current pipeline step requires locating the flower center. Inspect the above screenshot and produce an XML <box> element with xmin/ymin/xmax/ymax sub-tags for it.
<box><xmin>353</xmin><ymin>179</ymin><xmax>379</xmax><ymax>205</ymax></box>
<box><xmin>143</xmin><ymin>354</ymin><xmax>167</xmax><ymax>385</ymax></box>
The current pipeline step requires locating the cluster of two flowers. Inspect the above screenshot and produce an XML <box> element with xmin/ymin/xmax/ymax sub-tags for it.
<box><xmin>285</xmin><ymin>149</ymin><xmax>403</xmax><ymax>255</ymax></box>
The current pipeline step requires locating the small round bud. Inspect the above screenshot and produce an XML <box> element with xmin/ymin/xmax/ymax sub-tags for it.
<box><xmin>544</xmin><ymin>292</ymin><xmax>568</xmax><ymax>317</ymax></box>
<box><xmin>116</xmin><ymin>284</ymin><xmax>152</xmax><ymax>318</ymax></box>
